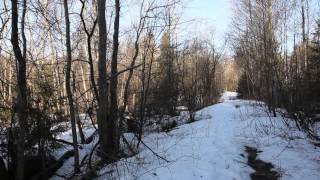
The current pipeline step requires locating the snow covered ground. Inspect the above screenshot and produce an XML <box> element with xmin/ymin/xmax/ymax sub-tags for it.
<box><xmin>52</xmin><ymin>92</ymin><xmax>320</xmax><ymax>180</ymax></box>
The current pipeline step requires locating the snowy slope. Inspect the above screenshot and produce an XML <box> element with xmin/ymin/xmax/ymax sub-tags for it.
<box><xmin>52</xmin><ymin>92</ymin><xmax>320</xmax><ymax>180</ymax></box>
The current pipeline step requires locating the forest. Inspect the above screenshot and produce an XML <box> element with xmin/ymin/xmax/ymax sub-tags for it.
<box><xmin>0</xmin><ymin>0</ymin><xmax>319</xmax><ymax>179</ymax></box>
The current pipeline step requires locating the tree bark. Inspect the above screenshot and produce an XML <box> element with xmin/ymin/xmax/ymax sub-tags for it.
<box><xmin>63</xmin><ymin>0</ymin><xmax>80</xmax><ymax>173</ymax></box>
<box><xmin>97</xmin><ymin>0</ymin><xmax>113</xmax><ymax>161</ymax></box>
<box><xmin>11</xmin><ymin>0</ymin><xmax>28</xmax><ymax>179</ymax></box>
<box><xmin>73</xmin><ymin>71</ymin><xmax>86</xmax><ymax>144</ymax></box>
<box><xmin>109</xmin><ymin>0</ymin><xmax>121</xmax><ymax>155</ymax></box>
<box><xmin>301</xmin><ymin>0</ymin><xmax>308</xmax><ymax>70</ymax></box>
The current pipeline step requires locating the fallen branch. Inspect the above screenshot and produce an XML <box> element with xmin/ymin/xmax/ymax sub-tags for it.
<box><xmin>79</xmin><ymin>141</ymin><xmax>100</xmax><ymax>180</ymax></box>
<box><xmin>89</xmin><ymin>140</ymin><xmax>99</xmax><ymax>170</ymax></box>
<box><xmin>84</xmin><ymin>130</ymin><xmax>98</xmax><ymax>144</ymax></box>
<box><xmin>51</xmin><ymin>137</ymin><xmax>73</xmax><ymax>146</ymax></box>
<box><xmin>134</xmin><ymin>135</ymin><xmax>170</xmax><ymax>163</ymax></box>
<box><xmin>30</xmin><ymin>150</ymin><xmax>74</xmax><ymax>180</ymax></box>
<box><xmin>121</xmin><ymin>134</ymin><xmax>136</xmax><ymax>155</ymax></box>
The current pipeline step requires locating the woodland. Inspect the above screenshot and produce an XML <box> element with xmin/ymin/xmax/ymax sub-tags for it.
<box><xmin>0</xmin><ymin>0</ymin><xmax>319</xmax><ymax>179</ymax></box>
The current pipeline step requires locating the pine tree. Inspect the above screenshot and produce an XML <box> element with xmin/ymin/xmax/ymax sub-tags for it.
<box><xmin>156</xmin><ymin>31</ymin><xmax>178</xmax><ymax>115</ymax></box>
<box><xmin>305</xmin><ymin>20</ymin><xmax>320</xmax><ymax>115</ymax></box>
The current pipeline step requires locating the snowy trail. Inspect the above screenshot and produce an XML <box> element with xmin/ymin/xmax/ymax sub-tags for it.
<box><xmin>126</xmin><ymin>100</ymin><xmax>254</xmax><ymax>180</ymax></box>
<box><xmin>95</xmin><ymin>92</ymin><xmax>254</xmax><ymax>179</ymax></box>
<box><xmin>190</xmin><ymin>96</ymin><xmax>253</xmax><ymax>179</ymax></box>
<box><xmin>97</xmin><ymin>92</ymin><xmax>319</xmax><ymax>180</ymax></box>
<box><xmin>53</xmin><ymin>92</ymin><xmax>320</xmax><ymax>180</ymax></box>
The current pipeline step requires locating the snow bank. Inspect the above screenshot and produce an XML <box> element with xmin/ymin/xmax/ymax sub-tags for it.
<box><xmin>220</xmin><ymin>91</ymin><xmax>238</xmax><ymax>101</ymax></box>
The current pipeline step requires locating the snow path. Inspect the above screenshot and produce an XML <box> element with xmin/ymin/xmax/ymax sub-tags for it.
<box><xmin>52</xmin><ymin>92</ymin><xmax>320</xmax><ymax>180</ymax></box>
<box><xmin>98</xmin><ymin>92</ymin><xmax>319</xmax><ymax>180</ymax></box>
<box><xmin>98</xmin><ymin>100</ymin><xmax>254</xmax><ymax>180</ymax></box>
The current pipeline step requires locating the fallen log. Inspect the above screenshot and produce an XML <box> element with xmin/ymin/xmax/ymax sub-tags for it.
<box><xmin>30</xmin><ymin>150</ymin><xmax>74</xmax><ymax>180</ymax></box>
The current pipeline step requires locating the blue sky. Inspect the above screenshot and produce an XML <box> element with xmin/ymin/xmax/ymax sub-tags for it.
<box><xmin>183</xmin><ymin>0</ymin><xmax>231</xmax><ymax>48</ymax></box>
<box><xmin>122</xmin><ymin>0</ymin><xmax>231</xmax><ymax>49</ymax></box>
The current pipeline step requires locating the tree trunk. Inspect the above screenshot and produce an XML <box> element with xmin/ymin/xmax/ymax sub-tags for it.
<box><xmin>80</xmin><ymin>62</ymin><xmax>89</xmax><ymax>104</ymax></box>
<box><xmin>76</xmin><ymin>103</ymin><xmax>86</xmax><ymax>144</ymax></box>
<box><xmin>11</xmin><ymin>0</ymin><xmax>28</xmax><ymax>179</ymax></box>
<box><xmin>79</xmin><ymin>0</ymin><xmax>99</xmax><ymax>101</ymax></box>
<box><xmin>73</xmin><ymin>71</ymin><xmax>86</xmax><ymax>144</ymax></box>
<box><xmin>63</xmin><ymin>0</ymin><xmax>80</xmax><ymax>173</ymax></box>
<box><xmin>301</xmin><ymin>0</ymin><xmax>307</xmax><ymax>70</ymax></box>
<box><xmin>97</xmin><ymin>0</ymin><xmax>112</xmax><ymax>161</ymax></box>
<box><xmin>109</xmin><ymin>0</ymin><xmax>121</xmax><ymax>155</ymax></box>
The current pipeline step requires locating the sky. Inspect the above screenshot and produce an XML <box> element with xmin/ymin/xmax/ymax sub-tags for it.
<box><xmin>183</xmin><ymin>0</ymin><xmax>232</xmax><ymax>49</ymax></box>
<box><xmin>122</xmin><ymin>0</ymin><xmax>232</xmax><ymax>51</ymax></box>
<box><xmin>0</xmin><ymin>0</ymin><xmax>233</xmax><ymax>53</ymax></box>
<box><xmin>185</xmin><ymin>0</ymin><xmax>231</xmax><ymax>36</ymax></box>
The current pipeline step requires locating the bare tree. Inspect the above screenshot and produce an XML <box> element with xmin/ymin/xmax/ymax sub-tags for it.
<box><xmin>109</xmin><ymin>0</ymin><xmax>121</xmax><ymax>155</ymax></box>
<box><xmin>79</xmin><ymin>0</ymin><xmax>99</xmax><ymax>100</ymax></box>
<box><xmin>97</xmin><ymin>0</ymin><xmax>112</xmax><ymax>161</ymax></box>
<box><xmin>11</xmin><ymin>0</ymin><xmax>28</xmax><ymax>179</ymax></box>
<box><xmin>63</xmin><ymin>0</ymin><xmax>80</xmax><ymax>172</ymax></box>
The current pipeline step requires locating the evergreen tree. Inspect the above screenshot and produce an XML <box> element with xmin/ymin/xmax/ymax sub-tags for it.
<box><xmin>305</xmin><ymin>20</ymin><xmax>320</xmax><ymax>115</ymax></box>
<box><xmin>155</xmin><ymin>31</ymin><xmax>178</xmax><ymax>115</ymax></box>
